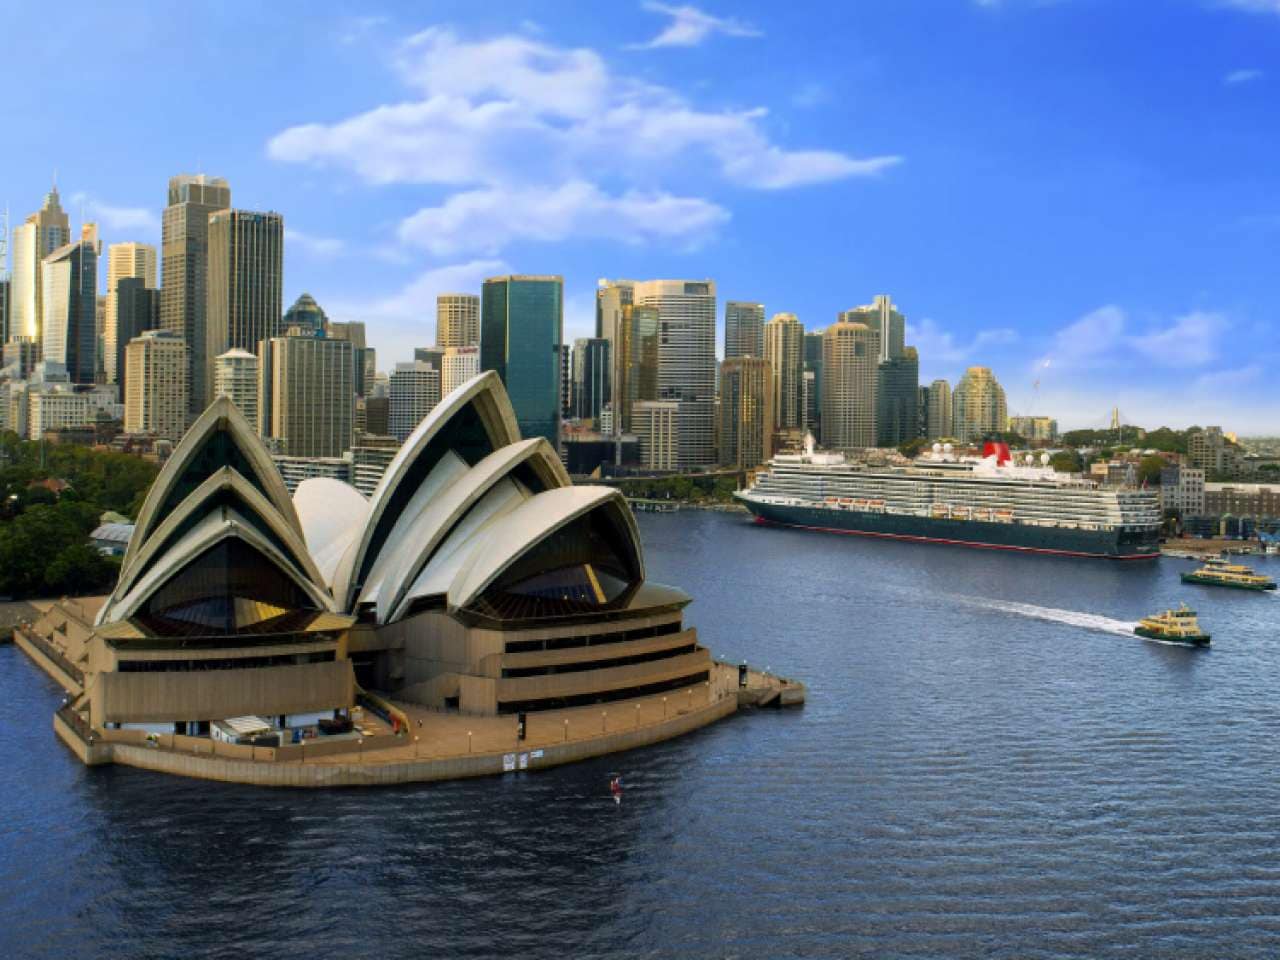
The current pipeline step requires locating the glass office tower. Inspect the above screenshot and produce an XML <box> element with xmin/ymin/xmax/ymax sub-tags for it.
<box><xmin>480</xmin><ymin>275</ymin><xmax>563</xmax><ymax>447</ymax></box>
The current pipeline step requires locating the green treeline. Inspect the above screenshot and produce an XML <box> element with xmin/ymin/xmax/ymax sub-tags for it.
<box><xmin>0</xmin><ymin>433</ymin><xmax>159</xmax><ymax>599</ymax></box>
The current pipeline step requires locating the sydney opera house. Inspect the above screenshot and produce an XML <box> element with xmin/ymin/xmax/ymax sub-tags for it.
<box><xmin>21</xmin><ymin>373</ymin><xmax>772</xmax><ymax>782</ymax></box>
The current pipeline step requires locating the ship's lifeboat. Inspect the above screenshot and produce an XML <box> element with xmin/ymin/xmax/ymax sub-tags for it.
<box><xmin>868</xmin><ymin>499</ymin><xmax>885</xmax><ymax>512</ymax></box>
<box><xmin>995</xmin><ymin>509</ymin><xmax>1014</xmax><ymax>522</ymax></box>
<box><xmin>950</xmin><ymin>506</ymin><xmax>973</xmax><ymax>520</ymax></box>
<box><xmin>853</xmin><ymin>498</ymin><xmax>869</xmax><ymax>509</ymax></box>
<box><xmin>839</xmin><ymin>497</ymin><xmax>853</xmax><ymax>504</ymax></box>
<box><xmin>930</xmin><ymin>503</ymin><xmax>950</xmax><ymax>518</ymax></box>
<box><xmin>974</xmin><ymin>508</ymin><xmax>993</xmax><ymax>521</ymax></box>
<box><xmin>824</xmin><ymin>496</ymin><xmax>838</xmax><ymax>504</ymax></box>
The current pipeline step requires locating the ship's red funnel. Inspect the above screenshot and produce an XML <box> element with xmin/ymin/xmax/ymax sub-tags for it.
<box><xmin>982</xmin><ymin>441</ymin><xmax>1012</xmax><ymax>465</ymax></box>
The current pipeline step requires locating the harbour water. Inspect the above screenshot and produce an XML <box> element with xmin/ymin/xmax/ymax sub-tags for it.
<box><xmin>4</xmin><ymin>510</ymin><xmax>1280</xmax><ymax>958</ymax></box>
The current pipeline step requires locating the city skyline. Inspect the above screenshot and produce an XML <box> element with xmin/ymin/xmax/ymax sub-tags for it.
<box><xmin>3</xmin><ymin>1</ymin><xmax>1279</xmax><ymax>432</ymax></box>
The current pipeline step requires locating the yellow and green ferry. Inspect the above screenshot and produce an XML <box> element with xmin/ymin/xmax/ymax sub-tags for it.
<box><xmin>1180</xmin><ymin>558</ymin><xmax>1276</xmax><ymax>591</ymax></box>
<box><xmin>1134</xmin><ymin>605</ymin><xmax>1210</xmax><ymax>647</ymax></box>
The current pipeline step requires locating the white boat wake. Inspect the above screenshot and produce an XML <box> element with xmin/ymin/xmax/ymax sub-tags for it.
<box><xmin>961</xmin><ymin>597</ymin><xmax>1136</xmax><ymax>638</ymax></box>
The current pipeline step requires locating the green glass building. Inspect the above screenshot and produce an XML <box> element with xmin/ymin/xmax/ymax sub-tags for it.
<box><xmin>481</xmin><ymin>275</ymin><xmax>563</xmax><ymax>446</ymax></box>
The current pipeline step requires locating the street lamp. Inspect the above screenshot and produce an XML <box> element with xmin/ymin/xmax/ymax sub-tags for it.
<box><xmin>467</xmin><ymin>730</ymin><xmax>473</xmax><ymax>753</ymax></box>
<box><xmin>662</xmin><ymin>696</ymin><xmax>668</xmax><ymax>719</ymax></box>
<box><xmin>563</xmin><ymin>718</ymin><xmax>569</xmax><ymax>742</ymax></box>
<box><xmin>601</xmin><ymin>710</ymin><xmax>607</xmax><ymax>733</ymax></box>
<box><xmin>635</xmin><ymin>703</ymin><xmax>641</xmax><ymax>728</ymax></box>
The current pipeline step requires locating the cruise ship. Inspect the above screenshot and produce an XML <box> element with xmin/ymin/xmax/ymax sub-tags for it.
<box><xmin>735</xmin><ymin>438</ymin><xmax>1162</xmax><ymax>560</ymax></box>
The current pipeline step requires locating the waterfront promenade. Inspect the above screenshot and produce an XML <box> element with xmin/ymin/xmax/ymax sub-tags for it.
<box><xmin>17</xmin><ymin>595</ymin><xmax>802</xmax><ymax>787</ymax></box>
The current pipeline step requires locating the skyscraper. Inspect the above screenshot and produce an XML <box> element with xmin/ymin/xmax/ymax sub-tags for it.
<box><xmin>875</xmin><ymin>347</ymin><xmax>920</xmax><ymax>447</ymax></box>
<box><xmin>633</xmin><ymin>279</ymin><xmax>717</xmax><ymax>470</ymax></box>
<box><xmin>952</xmin><ymin>367</ymin><xmax>1008</xmax><ymax>442</ymax></box>
<box><xmin>0</xmin><ymin>277</ymin><xmax>9</xmax><ymax>346</ymax></box>
<box><xmin>718</xmin><ymin>356</ymin><xmax>774</xmax><ymax>469</ymax></box>
<box><xmin>632</xmin><ymin>400</ymin><xmax>679</xmax><ymax>471</ymax></box>
<box><xmin>763</xmin><ymin>312</ymin><xmax>804</xmax><ymax>431</ymax></box>
<box><xmin>114</xmin><ymin>278</ymin><xmax>160</xmax><ymax>403</ymax></box>
<box><xmin>822</xmin><ymin>320</ymin><xmax>876</xmax><ymax>449</ymax></box>
<box><xmin>596</xmin><ymin>279</ymin><xmax>635</xmax><ymax>431</ymax></box>
<box><xmin>389</xmin><ymin>360</ymin><xmax>442</xmax><ymax>441</ymax></box>
<box><xmin>327</xmin><ymin>320</ymin><xmax>371</xmax><ymax>397</ymax></box>
<box><xmin>104</xmin><ymin>242</ymin><xmax>157</xmax><ymax>385</ymax></box>
<box><xmin>214</xmin><ymin>348</ymin><xmax>260</xmax><ymax>430</ymax></box>
<box><xmin>267</xmin><ymin>332</ymin><xmax>353</xmax><ymax>457</ymax></box>
<box><xmin>559</xmin><ymin>343</ymin><xmax>573</xmax><ymax>418</ymax></box>
<box><xmin>162</xmin><ymin>174</ymin><xmax>231</xmax><ymax>417</ymax></box>
<box><xmin>436</xmin><ymin>293</ymin><xmax>480</xmax><ymax>347</ymax></box>
<box><xmin>282</xmin><ymin>292</ymin><xmax>328</xmax><ymax>336</ymax></box>
<box><xmin>205</xmin><ymin>208</ymin><xmax>283</xmax><ymax>412</ymax></box>
<box><xmin>572</xmin><ymin>337</ymin><xmax>611</xmax><ymax>422</ymax></box>
<box><xmin>724</xmin><ymin>301</ymin><xmax>765</xmax><ymax>359</ymax></box>
<box><xmin>10</xmin><ymin>185</ymin><xmax>70</xmax><ymax>344</ymax></box>
<box><xmin>613</xmin><ymin>304</ymin><xmax>660</xmax><ymax>435</ymax></box>
<box><xmin>803</xmin><ymin>330</ymin><xmax>824</xmax><ymax>441</ymax></box>
<box><xmin>440</xmin><ymin>345</ymin><xmax>480</xmax><ymax>396</ymax></box>
<box><xmin>480</xmin><ymin>275</ymin><xmax>563</xmax><ymax>447</ymax></box>
<box><xmin>926</xmin><ymin>379</ymin><xmax>952</xmax><ymax>439</ymax></box>
<box><xmin>41</xmin><ymin>225</ymin><xmax>99</xmax><ymax>384</ymax></box>
<box><xmin>841</xmin><ymin>295</ymin><xmax>905</xmax><ymax>363</ymax></box>
<box><xmin>124</xmin><ymin>329</ymin><xmax>189</xmax><ymax>441</ymax></box>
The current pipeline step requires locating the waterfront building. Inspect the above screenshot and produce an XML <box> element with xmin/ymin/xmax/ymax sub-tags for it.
<box><xmin>266</xmin><ymin>331</ymin><xmax>353</xmax><ymax>457</ymax></box>
<box><xmin>821</xmin><ymin>320</ymin><xmax>876</xmax><ymax>450</ymax></box>
<box><xmin>610</xmin><ymin>304</ymin><xmax>660</xmax><ymax>436</ymax></box>
<box><xmin>27</xmin><ymin>388</ymin><xmax>94</xmax><ymax>441</ymax></box>
<box><xmin>1008</xmin><ymin>415</ymin><xmax>1059</xmax><ymax>444</ymax></box>
<box><xmin>124</xmin><ymin>330</ymin><xmax>189</xmax><ymax>442</ymax></box>
<box><xmin>1161</xmin><ymin>465</ymin><xmax>1206</xmax><ymax>516</ymax></box>
<box><xmin>764</xmin><ymin>312</ymin><xmax>803</xmax><ymax>431</ymax></box>
<box><xmin>632</xmin><ymin>399</ymin><xmax>680</xmax><ymax>471</ymax></box>
<box><xmin>436</xmin><ymin>293</ymin><xmax>480</xmax><ymax>347</ymax></box>
<box><xmin>213</xmin><ymin>348</ymin><xmax>260</xmax><ymax>431</ymax></box>
<box><xmin>0</xmin><ymin>277</ymin><xmax>9</xmax><ymax>345</ymax></box>
<box><xmin>841</xmin><ymin>295</ymin><xmax>904</xmax><ymax>362</ymax></box>
<box><xmin>351</xmin><ymin>440</ymin><xmax>400</xmax><ymax>497</ymax></box>
<box><xmin>1188</xmin><ymin>426</ymin><xmax>1243</xmax><ymax>477</ymax></box>
<box><xmin>205</xmin><ymin>208</ymin><xmax>283</xmax><ymax>411</ymax></box>
<box><xmin>480</xmin><ymin>275</ymin><xmax>563</xmax><ymax>447</ymax></box>
<box><xmin>114</xmin><ymin>279</ymin><xmax>160</xmax><ymax>404</ymax></box>
<box><xmin>9</xmin><ymin>185</ymin><xmax>71</xmax><ymax>344</ymax></box>
<box><xmin>595</xmin><ymin>279</ymin><xmax>634</xmax><ymax>429</ymax></box>
<box><xmin>725</xmin><ymin>301</ymin><xmax>765</xmax><ymax>359</ymax></box>
<box><xmin>441</xmin><ymin>345</ymin><xmax>480</xmax><ymax>397</ymax></box>
<box><xmin>161</xmin><ymin>174</ymin><xmax>231</xmax><ymax>418</ymax></box>
<box><xmin>310</xmin><ymin>372</ymin><xmax>711</xmax><ymax>714</ymax></box>
<box><xmin>88</xmin><ymin>397</ymin><xmax>356</xmax><ymax>734</ymax></box>
<box><xmin>389</xmin><ymin>361</ymin><xmax>441</xmax><ymax>441</ymax></box>
<box><xmin>282</xmin><ymin>292</ymin><xmax>327</xmax><ymax>337</ymax></box>
<box><xmin>952</xmin><ymin>367</ymin><xmax>1008</xmax><ymax>442</ymax></box>
<box><xmin>926</xmin><ymin>379</ymin><xmax>952</xmax><ymax>439</ymax></box>
<box><xmin>572</xmin><ymin>337</ymin><xmax>611</xmax><ymax>423</ymax></box>
<box><xmin>719</xmin><ymin>356</ymin><xmax>774</xmax><ymax>469</ymax></box>
<box><xmin>1204</xmin><ymin>481</ymin><xmax>1280</xmax><ymax>521</ymax></box>
<box><xmin>633</xmin><ymin>279</ymin><xmax>717</xmax><ymax>469</ymax></box>
<box><xmin>875</xmin><ymin>347</ymin><xmax>919</xmax><ymax>448</ymax></box>
<box><xmin>41</xmin><ymin>225</ymin><xmax>99</xmax><ymax>385</ymax></box>
<box><xmin>273</xmin><ymin>454</ymin><xmax>352</xmax><ymax>494</ymax></box>
<box><xmin>104</xmin><ymin>242</ymin><xmax>157</xmax><ymax>385</ymax></box>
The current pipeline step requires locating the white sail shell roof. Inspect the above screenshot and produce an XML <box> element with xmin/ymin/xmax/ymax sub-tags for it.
<box><xmin>293</xmin><ymin>478</ymin><xmax>370</xmax><ymax>588</ymax></box>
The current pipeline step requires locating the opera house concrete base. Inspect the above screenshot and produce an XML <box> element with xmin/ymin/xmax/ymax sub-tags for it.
<box><xmin>47</xmin><ymin>663</ymin><xmax>801</xmax><ymax>788</ymax></box>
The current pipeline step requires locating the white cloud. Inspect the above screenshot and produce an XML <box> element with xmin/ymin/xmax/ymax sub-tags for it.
<box><xmin>267</xmin><ymin>27</ymin><xmax>900</xmax><ymax>193</ymax></box>
<box><xmin>327</xmin><ymin>259</ymin><xmax>507</xmax><ymax>364</ymax></box>
<box><xmin>1038</xmin><ymin>304</ymin><xmax>1126</xmax><ymax>370</ymax></box>
<box><xmin>1130</xmin><ymin>310</ymin><xmax>1226</xmax><ymax>367</ymax></box>
<box><xmin>69</xmin><ymin>193</ymin><xmax>160</xmax><ymax>236</ymax></box>
<box><xmin>1223</xmin><ymin>68</ymin><xmax>1263</xmax><ymax>85</ymax></box>
<box><xmin>906</xmin><ymin>317</ymin><xmax>1019</xmax><ymax>374</ymax></box>
<box><xmin>630</xmin><ymin>2</ymin><xmax>762</xmax><ymax>49</ymax></box>
<box><xmin>285</xmin><ymin>228</ymin><xmax>344</xmax><ymax>258</ymax></box>
<box><xmin>397</xmin><ymin>181</ymin><xmax>728</xmax><ymax>256</ymax></box>
<box><xmin>336</xmin><ymin>15</ymin><xmax>388</xmax><ymax>46</ymax></box>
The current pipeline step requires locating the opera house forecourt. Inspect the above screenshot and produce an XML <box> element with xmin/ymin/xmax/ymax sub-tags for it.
<box><xmin>16</xmin><ymin>373</ymin><xmax>801</xmax><ymax>787</ymax></box>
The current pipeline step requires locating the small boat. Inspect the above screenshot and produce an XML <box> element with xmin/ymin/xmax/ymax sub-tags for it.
<box><xmin>1181</xmin><ymin>560</ymin><xmax>1277</xmax><ymax>591</ymax></box>
<box><xmin>1134</xmin><ymin>604</ymin><xmax>1210</xmax><ymax>647</ymax></box>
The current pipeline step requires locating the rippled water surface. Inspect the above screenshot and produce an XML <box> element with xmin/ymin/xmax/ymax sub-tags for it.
<box><xmin>5</xmin><ymin>511</ymin><xmax>1280</xmax><ymax>959</ymax></box>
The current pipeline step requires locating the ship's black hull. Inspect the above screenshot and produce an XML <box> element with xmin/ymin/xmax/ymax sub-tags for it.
<box><xmin>741</xmin><ymin>500</ymin><xmax>1160</xmax><ymax>560</ymax></box>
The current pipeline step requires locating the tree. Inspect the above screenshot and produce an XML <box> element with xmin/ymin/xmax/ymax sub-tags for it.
<box><xmin>1137</xmin><ymin>455</ymin><xmax>1167</xmax><ymax>487</ymax></box>
<box><xmin>1050</xmin><ymin>451</ymin><xmax>1082</xmax><ymax>474</ymax></box>
<box><xmin>898</xmin><ymin>437</ymin><xmax>928</xmax><ymax>458</ymax></box>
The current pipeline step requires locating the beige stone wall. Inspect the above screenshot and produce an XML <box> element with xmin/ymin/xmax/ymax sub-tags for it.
<box><xmin>93</xmin><ymin>660</ymin><xmax>355</xmax><ymax>726</ymax></box>
<box><xmin>495</xmin><ymin>649</ymin><xmax>710</xmax><ymax>706</ymax></box>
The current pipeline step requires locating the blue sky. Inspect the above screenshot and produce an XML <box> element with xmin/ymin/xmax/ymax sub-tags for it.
<box><xmin>4</xmin><ymin>0</ymin><xmax>1279</xmax><ymax>432</ymax></box>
